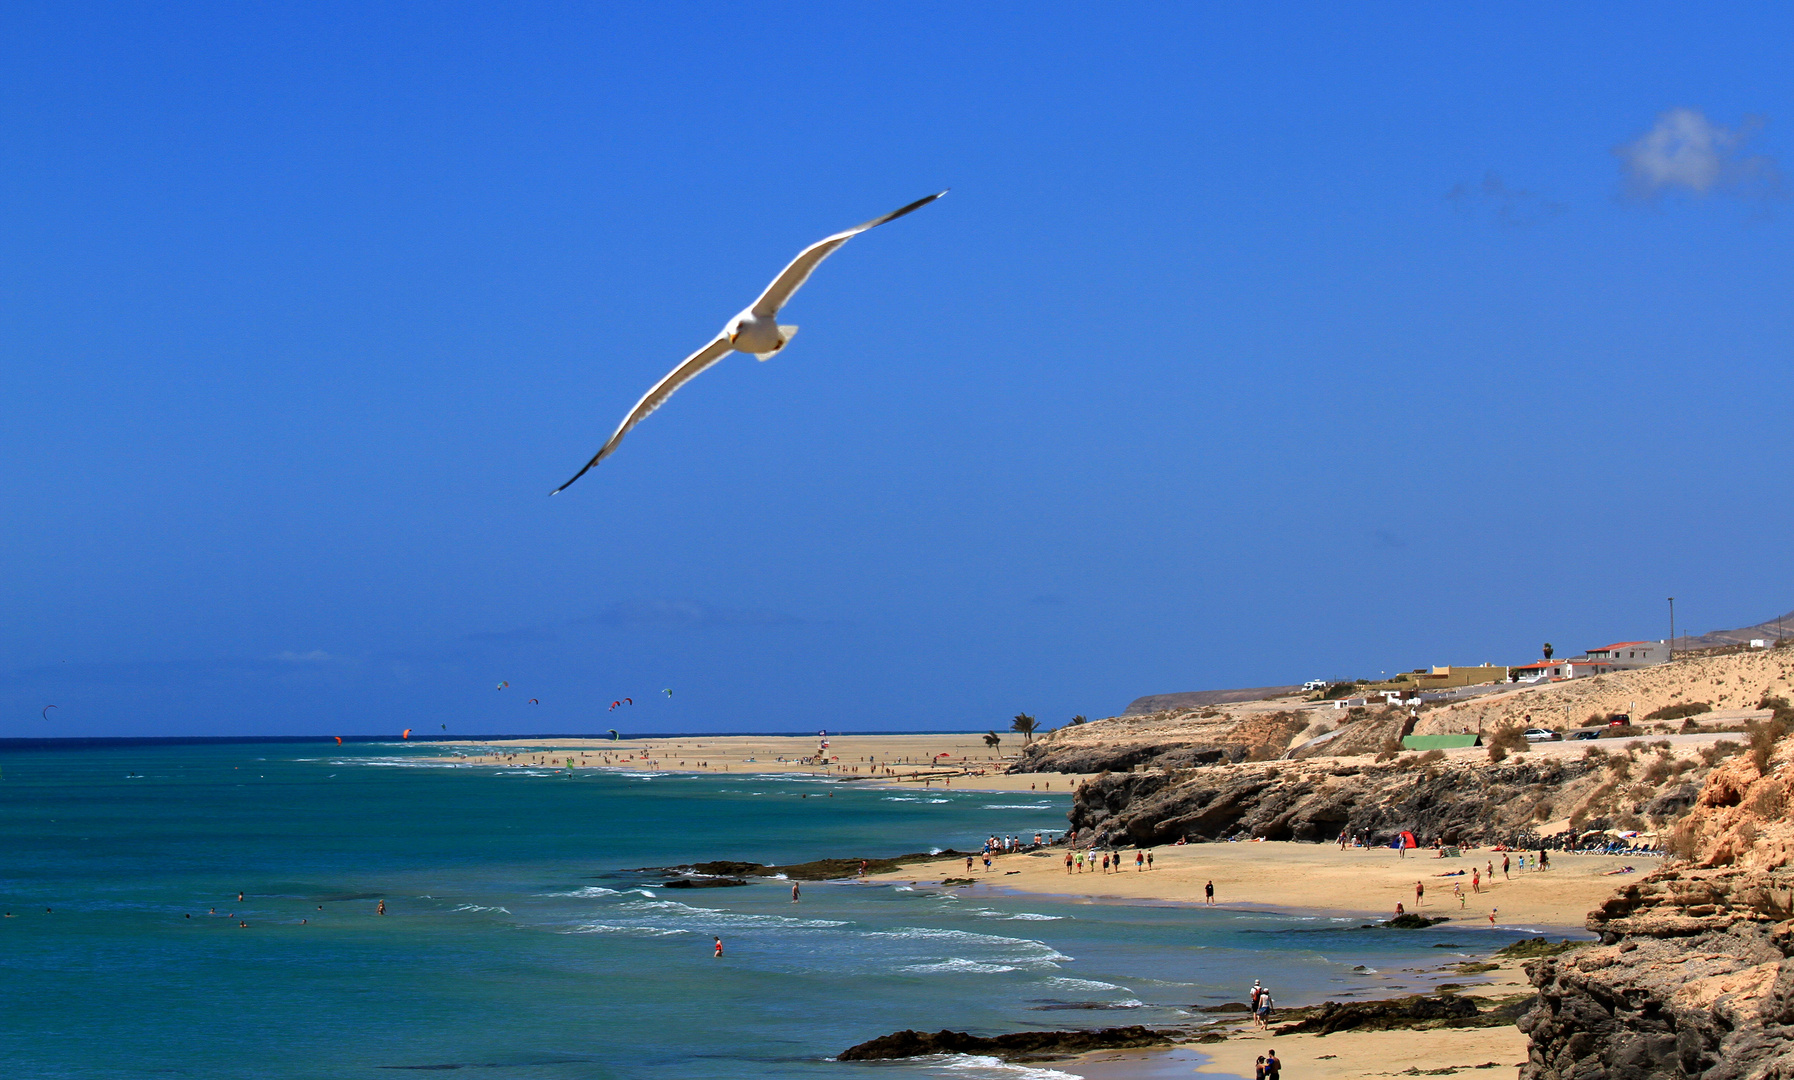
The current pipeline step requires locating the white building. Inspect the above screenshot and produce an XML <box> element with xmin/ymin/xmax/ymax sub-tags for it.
<box><xmin>1583</xmin><ymin>641</ymin><xmax>1670</xmax><ymax>668</ymax></box>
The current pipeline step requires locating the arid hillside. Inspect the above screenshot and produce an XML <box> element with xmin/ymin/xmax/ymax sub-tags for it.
<box><xmin>1414</xmin><ymin>647</ymin><xmax>1794</xmax><ymax>738</ymax></box>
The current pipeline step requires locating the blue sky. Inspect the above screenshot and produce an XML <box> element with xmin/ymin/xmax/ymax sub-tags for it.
<box><xmin>4</xmin><ymin>3</ymin><xmax>1792</xmax><ymax>737</ymax></box>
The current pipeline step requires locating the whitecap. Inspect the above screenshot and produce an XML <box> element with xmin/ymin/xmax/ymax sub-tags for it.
<box><xmin>908</xmin><ymin>1054</ymin><xmax>1083</xmax><ymax>1080</ymax></box>
<box><xmin>539</xmin><ymin>886</ymin><xmax>621</xmax><ymax>898</ymax></box>
<box><xmin>1045</xmin><ymin>976</ymin><xmax>1127</xmax><ymax>993</ymax></box>
<box><xmin>982</xmin><ymin>804</ymin><xmax>1053</xmax><ymax>811</ymax></box>
<box><xmin>900</xmin><ymin>958</ymin><xmax>1019</xmax><ymax>974</ymax></box>
<box><xmin>564</xmin><ymin>923</ymin><xmax>688</xmax><ymax>937</ymax></box>
<box><xmin>450</xmin><ymin>904</ymin><xmax>512</xmax><ymax>914</ymax></box>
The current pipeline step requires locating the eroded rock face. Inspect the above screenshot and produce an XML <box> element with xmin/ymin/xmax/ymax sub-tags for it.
<box><xmin>1519</xmin><ymin>732</ymin><xmax>1794</xmax><ymax>1080</ymax></box>
<box><xmin>1520</xmin><ymin>884</ymin><xmax>1794</xmax><ymax>1080</ymax></box>
<box><xmin>1065</xmin><ymin>759</ymin><xmax>1586</xmax><ymax>847</ymax></box>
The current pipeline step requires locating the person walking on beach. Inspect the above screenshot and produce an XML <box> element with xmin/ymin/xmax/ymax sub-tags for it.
<box><xmin>1488</xmin><ymin>907</ymin><xmax>1498</xmax><ymax>926</ymax></box>
<box><xmin>1265</xmin><ymin>1049</ymin><xmax>1281</xmax><ymax>1080</ymax></box>
<box><xmin>1101</xmin><ymin>852</ymin><xmax>1110</xmax><ymax>873</ymax></box>
<box><xmin>1415</xmin><ymin>880</ymin><xmax>1424</xmax><ymax>906</ymax></box>
<box><xmin>1503</xmin><ymin>854</ymin><xmax>1510</xmax><ymax>879</ymax></box>
<box><xmin>1255</xmin><ymin>988</ymin><xmax>1273</xmax><ymax>1029</ymax></box>
<box><xmin>1454</xmin><ymin>883</ymin><xmax>1464</xmax><ymax>909</ymax></box>
<box><xmin>1135</xmin><ymin>851</ymin><xmax>1144</xmax><ymax>871</ymax></box>
<box><xmin>1205</xmin><ymin>880</ymin><xmax>1214</xmax><ymax>905</ymax></box>
<box><xmin>1146</xmin><ymin>851</ymin><xmax>1154</xmax><ymax>871</ymax></box>
<box><xmin>1471</xmin><ymin>868</ymin><xmax>1479</xmax><ymax>893</ymax></box>
<box><xmin>713</xmin><ymin>936</ymin><xmax>723</xmax><ymax>958</ymax></box>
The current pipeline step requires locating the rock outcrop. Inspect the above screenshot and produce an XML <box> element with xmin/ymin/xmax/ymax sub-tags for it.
<box><xmin>1067</xmin><ymin>757</ymin><xmax>1591</xmax><ymax>847</ymax></box>
<box><xmin>837</xmin><ymin>1025</ymin><xmax>1173</xmax><ymax>1061</ymax></box>
<box><xmin>1519</xmin><ymin>716</ymin><xmax>1794</xmax><ymax>1080</ymax></box>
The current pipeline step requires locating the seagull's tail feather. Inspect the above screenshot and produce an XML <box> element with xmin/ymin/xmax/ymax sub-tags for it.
<box><xmin>755</xmin><ymin>325</ymin><xmax>800</xmax><ymax>361</ymax></box>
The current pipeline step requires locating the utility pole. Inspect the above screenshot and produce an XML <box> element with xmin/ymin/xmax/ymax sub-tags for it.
<box><xmin>1668</xmin><ymin>597</ymin><xmax>1676</xmax><ymax>660</ymax></box>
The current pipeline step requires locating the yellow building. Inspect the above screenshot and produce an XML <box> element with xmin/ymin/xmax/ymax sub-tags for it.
<box><xmin>1366</xmin><ymin>665</ymin><xmax>1509</xmax><ymax>692</ymax></box>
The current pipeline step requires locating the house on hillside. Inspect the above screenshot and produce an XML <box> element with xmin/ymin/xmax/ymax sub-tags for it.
<box><xmin>1584</xmin><ymin>641</ymin><xmax>1669</xmax><ymax>668</ymax></box>
<box><xmin>1509</xmin><ymin>658</ymin><xmax>1621</xmax><ymax>682</ymax></box>
<box><xmin>1366</xmin><ymin>665</ymin><xmax>1510</xmax><ymax>693</ymax></box>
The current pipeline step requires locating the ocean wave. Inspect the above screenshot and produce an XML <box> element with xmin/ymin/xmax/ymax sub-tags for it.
<box><xmin>919</xmin><ymin>1054</ymin><xmax>1083</xmax><ymax>1080</ymax></box>
<box><xmin>1045</xmin><ymin>976</ymin><xmax>1128</xmax><ymax>993</ymax></box>
<box><xmin>982</xmin><ymin>804</ymin><xmax>1052</xmax><ymax>811</ymax></box>
<box><xmin>979</xmin><ymin>911</ymin><xmax>1063</xmax><ymax>921</ymax></box>
<box><xmin>564</xmin><ymin>923</ymin><xmax>688</xmax><ymax>937</ymax></box>
<box><xmin>883</xmin><ymin>796</ymin><xmax>922</xmax><ymax>802</ymax></box>
<box><xmin>450</xmin><ymin>904</ymin><xmax>512</xmax><ymax>914</ymax></box>
<box><xmin>539</xmin><ymin>886</ymin><xmax>620</xmax><ymax>898</ymax></box>
<box><xmin>899</xmin><ymin>958</ymin><xmax>1019</xmax><ymax>975</ymax></box>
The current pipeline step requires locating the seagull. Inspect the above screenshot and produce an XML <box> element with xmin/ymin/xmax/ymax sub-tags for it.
<box><xmin>552</xmin><ymin>191</ymin><xmax>946</xmax><ymax>493</ymax></box>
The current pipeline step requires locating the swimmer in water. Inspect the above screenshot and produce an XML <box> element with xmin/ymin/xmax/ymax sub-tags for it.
<box><xmin>377</xmin><ymin>900</ymin><xmax>386</xmax><ymax>915</ymax></box>
<box><xmin>713</xmin><ymin>937</ymin><xmax>723</xmax><ymax>958</ymax></box>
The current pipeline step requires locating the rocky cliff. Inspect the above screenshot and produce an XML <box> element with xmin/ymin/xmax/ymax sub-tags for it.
<box><xmin>1519</xmin><ymin>715</ymin><xmax>1794</xmax><ymax>1080</ymax></box>
<box><xmin>1065</xmin><ymin>756</ymin><xmax>1594</xmax><ymax>847</ymax></box>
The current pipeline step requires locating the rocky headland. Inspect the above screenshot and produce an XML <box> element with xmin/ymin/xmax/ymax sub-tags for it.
<box><xmin>1518</xmin><ymin>702</ymin><xmax>1794</xmax><ymax>1080</ymax></box>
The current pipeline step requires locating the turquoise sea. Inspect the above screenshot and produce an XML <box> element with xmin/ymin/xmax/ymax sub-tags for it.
<box><xmin>2</xmin><ymin>740</ymin><xmax>1541</xmax><ymax>1079</ymax></box>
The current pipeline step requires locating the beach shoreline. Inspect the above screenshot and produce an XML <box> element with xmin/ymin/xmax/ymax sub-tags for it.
<box><xmin>419</xmin><ymin>733</ymin><xmax>1603</xmax><ymax>1080</ymax></box>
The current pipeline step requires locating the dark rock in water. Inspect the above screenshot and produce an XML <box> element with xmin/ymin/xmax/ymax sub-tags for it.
<box><xmin>838</xmin><ymin>1025</ymin><xmax>1173</xmax><ymax>1061</ymax></box>
<box><xmin>658</xmin><ymin>877</ymin><xmax>748</xmax><ymax>889</ymax></box>
<box><xmin>1199</xmin><ymin>1002</ymin><xmax>1253</xmax><ymax>1013</ymax></box>
<box><xmin>663</xmin><ymin>851</ymin><xmax>970</xmax><ymax>882</ymax></box>
<box><xmin>684</xmin><ymin>861</ymin><xmax>763</xmax><ymax>877</ymax></box>
<box><xmin>1385</xmin><ymin>914</ymin><xmax>1452</xmax><ymax>929</ymax></box>
<box><xmin>1276</xmin><ymin>994</ymin><xmax>1478</xmax><ymax>1035</ymax></box>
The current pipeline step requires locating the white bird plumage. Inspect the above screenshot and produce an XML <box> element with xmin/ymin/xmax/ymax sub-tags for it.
<box><xmin>552</xmin><ymin>191</ymin><xmax>946</xmax><ymax>493</ymax></box>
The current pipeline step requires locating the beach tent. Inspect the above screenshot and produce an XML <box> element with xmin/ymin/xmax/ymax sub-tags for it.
<box><xmin>1400</xmin><ymin>831</ymin><xmax>1417</xmax><ymax>849</ymax></box>
<box><xmin>1400</xmin><ymin>734</ymin><xmax>1481</xmax><ymax>751</ymax></box>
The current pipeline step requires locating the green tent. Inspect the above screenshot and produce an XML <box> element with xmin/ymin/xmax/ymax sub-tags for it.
<box><xmin>1400</xmin><ymin>734</ymin><xmax>1482</xmax><ymax>751</ymax></box>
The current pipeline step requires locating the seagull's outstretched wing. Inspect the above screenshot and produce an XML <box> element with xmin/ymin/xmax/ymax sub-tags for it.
<box><xmin>551</xmin><ymin>335</ymin><xmax>733</xmax><ymax>493</ymax></box>
<box><xmin>749</xmin><ymin>191</ymin><xmax>946</xmax><ymax>318</ymax></box>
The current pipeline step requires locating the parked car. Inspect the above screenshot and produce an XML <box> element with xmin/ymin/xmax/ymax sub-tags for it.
<box><xmin>1571</xmin><ymin>729</ymin><xmax>1602</xmax><ymax>741</ymax></box>
<box><xmin>1524</xmin><ymin>728</ymin><xmax>1563</xmax><ymax>742</ymax></box>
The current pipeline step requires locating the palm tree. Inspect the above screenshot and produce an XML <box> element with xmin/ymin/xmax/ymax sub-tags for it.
<box><xmin>1069</xmin><ymin>715</ymin><xmax>1087</xmax><ymax>726</ymax></box>
<box><xmin>983</xmin><ymin>732</ymin><xmax>1002</xmax><ymax>749</ymax></box>
<box><xmin>1011</xmin><ymin>714</ymin><xmax>1039</xmax><ymax>743</ymax></box>
<box><xmin>1542</xmin><ymin>643</ymin><xmax>1554</xmax><ymax>660</ymax></box>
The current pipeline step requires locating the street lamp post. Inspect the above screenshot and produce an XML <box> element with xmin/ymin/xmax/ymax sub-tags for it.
<box><xmin>1668</xmin><ymin>597</ymin><xmax>1676</xmax><ymax>660</ymax></box>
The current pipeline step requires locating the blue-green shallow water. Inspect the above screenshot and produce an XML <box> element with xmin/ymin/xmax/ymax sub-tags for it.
<box><xmin>2</xmin><ymin>743</ymin><xmax>1546</xmax><ymax>1079</ymax></box>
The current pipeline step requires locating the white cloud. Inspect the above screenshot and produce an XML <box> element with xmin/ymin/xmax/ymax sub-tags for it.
<box><xmin>1614</xmin><ymin>108</ymin><xmax>1785</xmax><ymax>203</ymax></box>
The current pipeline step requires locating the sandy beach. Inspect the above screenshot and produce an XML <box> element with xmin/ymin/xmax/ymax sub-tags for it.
<box><xmin>876</xmin><ymin>838</ymin><xmax>1630</xmax><ymax>931</ymax></box>
<box><xmin>431</xmin><ymin>731</ymin><xmax>1621</xmax><ymax>1080</ymax></box>
<box><xmin>429</xmin><ymin>731</ymin><xmax>1087</xmax><ymax>793</ymax></box>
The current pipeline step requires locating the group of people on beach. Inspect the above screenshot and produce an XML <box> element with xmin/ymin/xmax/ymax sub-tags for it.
<box><xmin>1061</xmin><ymin>847</ymin><xmax>1157</xmax><ymax>873</ymax></box>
